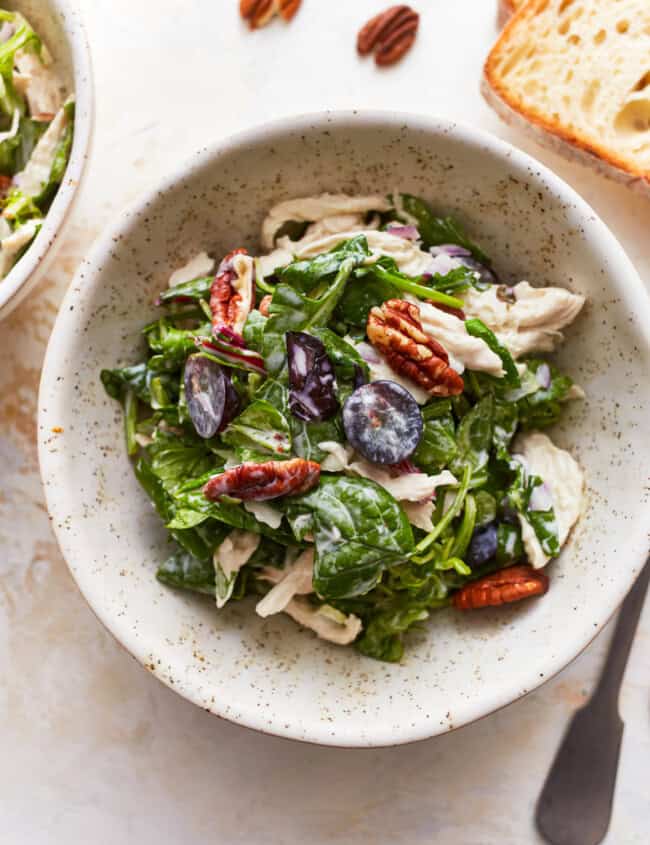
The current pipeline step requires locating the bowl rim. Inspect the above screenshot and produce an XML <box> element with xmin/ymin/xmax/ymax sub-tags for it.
<box><xmin>0</xmin><ymin>0</ymin><xmax>94</xmax><ymax>314</ymax></box>
<box><xmin>38</xmin><ymin>109</ymin><xmax>650</xmax><ymax>746</ymax></box>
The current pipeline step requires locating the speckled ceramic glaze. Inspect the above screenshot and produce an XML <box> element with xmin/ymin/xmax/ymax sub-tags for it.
<box><xmin>38</xmin><ymin>113</ymin><xmax>650</xmax><ymax>747</ymax></box>
<box><xmin>0</xmin><ymin>0</ymin><xmax>93</xmax><ymax>319</ymax></box>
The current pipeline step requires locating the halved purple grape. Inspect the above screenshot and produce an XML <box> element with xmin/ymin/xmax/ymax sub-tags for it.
<box><xmin>184</xmin><ymin>355</ymin><xmax>232</xmax><ymax>439</ymax></box>
<box><xmin>342</xmin><ymin>380</ymin><xmax>423</xmax><ymax>465</ymax></box>
<box><xmin>466</xmin><ymin>522</ymin><xmax>498</xmax><ymax>567</ymax></box>
<box><xmin>286</xmin><ymin>331</ymin><xmax>339</xmax><ymax>422</ymax></box>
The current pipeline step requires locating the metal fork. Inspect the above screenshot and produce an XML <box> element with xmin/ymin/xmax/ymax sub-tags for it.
<box><xmin>535</xmin><ymin>558</ymin><xmax>650</xmax><ymax>845</ymax></box>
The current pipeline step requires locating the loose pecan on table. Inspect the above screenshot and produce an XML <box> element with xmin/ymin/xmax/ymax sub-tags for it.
<box><xmin>240</xmin><ymin>0</ymin><xmax>301</xmax><ymax>29</ymax></box>
<box><xmin>366</xmin><ymin>299</ymin><xmax>464</xmax><ymax>396</ymax></box>
<box><xmin>452</xmin><ymin>565</ymin><xmax>549</xmax><ymax>610</ymax></box>
<box><xmin>203</xmin><ymin>458</ymin><xmax>320</xmax><ymax>502</ymax></box>
<box><xmin>357</xmin><ymin>5</ymin><xmax>419</xmax><ymax>67</ymax></box>
<box><xmin>210</xmin><ymin>247</ymin><xmax>255</xmax><ymax>336</ymax></box>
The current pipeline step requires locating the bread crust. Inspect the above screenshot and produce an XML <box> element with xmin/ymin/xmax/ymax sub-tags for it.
<box><xmin>497</xmin><ymin>0</ymin><xmax>515</xmax><ymax>27</ymax></box>
<box><xmin>483</xmin><ymin>1</ymin><xmax>650</xmax><ymax>196</ymax></box>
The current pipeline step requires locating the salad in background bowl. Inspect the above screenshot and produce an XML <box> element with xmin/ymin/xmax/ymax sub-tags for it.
<box><xmin>39</xmin><ymin>113</ymin><xmax>650</xmax><ymax>746</ymax></box>
<box><xmin>0</xmin><ymin>0</ymin><xmax>92</xmax><ymax>319</ymax></box>
<box><xmin>102</xmin><ymin>191</ymin><xmax>586</xmax><ymax>662</ymax></box>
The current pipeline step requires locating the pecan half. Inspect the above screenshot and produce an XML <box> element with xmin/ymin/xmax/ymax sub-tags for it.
<box><xmin>453</xmin><ymin>565</ymin><xmax>549</xmax><ymax>610</ymax></box>
<box><xmin>240</xmin><ymin>0</ymin><xmax>301</xmax><ymax>28</ymax></box>
<box><xmin>277</xmin><ymin>0</ymin><xmax>301</xmax><ymax>21</ymax></box>
<box><xmin>357</xmin><ymin>5</ymin><xmax>419</xmax><ymax>66</ymax></box>
<box><xmin>240</xmin><ymin>0</ymin><xmax>276</xmax><ymax>28</ymax></box>
<box><xmin>203</xmin><ymin>458</ymin><xmax>320</xmax><ymax>502</ymax></box>
<box><xmin>367</xmin><ymin>299</ymin><xmax>464</xmax><ymax>396</ymax></box>
<box><xmin>210</xmin><ymin>248</ymin><xmax>255</xmax><ymax>336</ymax></box>
<box><xmin>259</xmin><ymin>293</ymin><xmax>272</xmax><ymax>317</ymax></box>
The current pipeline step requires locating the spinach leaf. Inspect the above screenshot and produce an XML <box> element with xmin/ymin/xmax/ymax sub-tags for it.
<box><xmin>157</xmin><ymin>276</ymin><xmax>212</xmax><ymax>306</ymax></box>
<box><xmin>156</xmin><ymin>550</ymin><xmax>216</xmax><ymax>596</ymax></box>
<box><xmin>221</xmin><ymin>399</ymin><xmax>292</xmax><ymax>457</ymax></box>
<box><xmin>135</xmin><ymin>457</ymin><xmax>221</xmax><ymax>561</ymax></box>
<box><xmin>168</xmin><ymin>483</ymin><xmax>296</xmax><ymax>544</ymax></box>
<box><xmin>496</xmin><ymin>522</ymin><xmax>523</xmax><ymax>565</ymax></box>
<box><xmin>266</xmin><ymin>257</ymin><xmax>356</xmax><ymax>335</ymax></box>
<box><xmin>493</xmin><ymin>400</ymin><xmax>519</xmax><ymax>451</ymax></box>
<box><xmin>450</xmin><ymin>394</ymin><xmax>495</xmax><ymax>481</ymax></box>
<box><xmin>356</xmin><ymin>602</ymin><xmax>429</xmax><ymax>662</ymax></box>
<box><xmin>517</xmin><ymin>359</ymin><xmax>574</xmax><ymax>430</ymax></box>
<box><xmin>0</xmin><ymin>116</ymin><xmax>46</xmax><ymax>176</ymax></box>
<box><xmin>335</xmin><ymin>272</ymin><xmax>397</xmax><ymax>327</ymax></box>
<box><xmin>389</xmin><ymin>193</ymin><xmax>491</xmax><ymax>264</ymax></box>
<box><xmin>465</xmin><ymin>318</ymin><xmax>520</xmax><ymax>387</ymax></box>
<box><xmin>242</xmin><ymin>309</ymin><xmax>267</xmax><ymax>352</ymax></box>
<box><xmin>412</xmin><ymin>409</ymin><xmax>457</xmax><ymax>472</ymax></box>
<box><xmin>287</xmin><ymin>475</ymin><xmax>414</xmax><ymax>599</ymax></box>
<box><xmin>353</xmin><ymin>256</ymin><xmax>465</xmax><ymax>309</ymax></box>
<box><xmin>504</xmin><ymin>460</ymin><xmax>560</xmax><ymax>557</ymax></box>
<box><xmin>474</xmin><ymin>490</ymin><xmax>497</xmax><ymax>527</ymax></box>
<box><xmin>101</xmin><ymin>363</ymin><xmax>178</xmax><ymax>410</ymax></box>
<box><xmin>291</xmin><ymin>416</ymin><xmax>343</xmax><ymax>463</ymax></box>
<box><xmin>277</xmin><ymin>235</ymin><xmax>370</xmax><ymax>293</ymax></box>
<box><xmin>145</xmin><ymin>319</ymin><xmax>211</xmax><ymax>370</ymax></box>
<box><xmin>146</xmin><ymin>429</ymin><xmax>218</xmax><ymax>494</ymax></box>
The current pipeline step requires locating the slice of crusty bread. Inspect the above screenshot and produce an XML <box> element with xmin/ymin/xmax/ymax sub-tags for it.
<box><xmin>497</xmin><ymin>0</ymin><xmax>524</xmax><ymax>27</ymax></box>
<box><xmin>483</xmin><ymin>0</ymin><xmax>650</xmax><ymax>196</ymax></box>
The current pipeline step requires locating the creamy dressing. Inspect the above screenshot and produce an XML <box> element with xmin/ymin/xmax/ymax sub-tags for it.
<box><xmin>514</xmin><ymin>431</ymin><xmax>585</xmax><ymax>569</ymax></box>
<box><xmin>462</xmin><ymin>282</ymin><xmax>585</xmax><ymax>359</ymax></box>
<box><xmin>167</xmin><ymin>251</ymin><xmax>214</xmax><ymax>287</ymax></box>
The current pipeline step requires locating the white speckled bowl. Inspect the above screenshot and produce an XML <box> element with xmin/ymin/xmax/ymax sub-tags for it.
<box><xmin>38</xmin><ymin>112</ymin><xmax>650</xmax><ymax>746</ymax></box>
<box><xmin>0</xmin><ymin>0</ymin><xmax>93</xmax><ymax>319</ymax></box>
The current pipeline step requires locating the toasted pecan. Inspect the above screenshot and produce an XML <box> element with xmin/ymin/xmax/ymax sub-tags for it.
<box><xmin>240</xmin><ymin>0</ymin><xmax>301</xmax><ymax>28</ymax></box>
<box><xmin>277</xmin><ymin>0</ymin><xmax>301</xmax><ymax>22</ymax></box>
<box><xmin>367</xmin><ymin>299</ymin><xmax>464</xmax><ymax>396</ymax></box>
<box><xmin>357</xmin><ymin>5</ymin><xmax>419</xmax><ymax>66</ymax></box>
<box><xmin>203</xmin><ymin>458</ymin><xmax>320</xmax><ymax>502</ymax></box>
<box><xmin>259</xmin><ymin>293</ymin><xmax>272</xmax><ymax>317</ymax></box>
<box><xmin>453</xmin><ymin>565</ymin><xmax>549</xmax><ymax>610</ymax></box>
<box><xmin>210</xmin><ymin>248</ymin><xmax>254</xmax><ymax>336</ymax></box>
<box><xmin>240</xmin><ymin>0</ymin><xmax>276</xmax><ymax>29</ymax></box>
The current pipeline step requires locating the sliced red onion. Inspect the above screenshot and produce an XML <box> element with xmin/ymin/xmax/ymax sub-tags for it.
<box><xmin>535</xmin><ymin>363</ymin><xmax>551</xmax><ymax>390</ymax></box>
<box><xmin>430</xmin><ymin>244</ymin><xmax>472</xmax><ymax>258</ymax></box>
<box><xmin>215</xmin><ymin>325</ymin><xmax>246</xmax><ymax>348</ymax></box>
<box><xmin>196</xmin><ymin>337</ymin><xmax>266</xmax><ymax>375</ymax></box>
<box><xmin>428</xmin><ymin>252</ymin><xmax>460</xmax><ymax>277</ymax></box>
<box><xmin>386</xmin><ymin>223</ymin><xmax>420</xmax><ymax>241</ymax></box>
<box><xmin>430</xmin><ymin>245</ymin><xmax>497</xmax><ymax>286</ymax></box>
<box><xmin>530</xmin><ymin>481</ymin><xmax>554</xmax><ymax>512</ymax></box>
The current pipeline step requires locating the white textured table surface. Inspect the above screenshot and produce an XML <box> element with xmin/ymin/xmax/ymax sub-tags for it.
<box><xmin>2</xmin><ymin>1</ymin><xmax>649</xmax><ymax>842</ymax></box>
